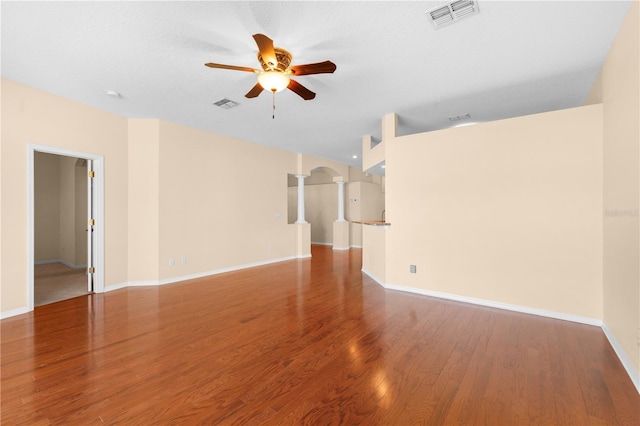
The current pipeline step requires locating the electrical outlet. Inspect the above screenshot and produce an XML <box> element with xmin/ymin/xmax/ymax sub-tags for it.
<box><xmin>169</xmin><ymin>258</ymin><xmax>175</xmax><ymax>266</ymax></box>
<box><xmin>410</xmin><ymin>265</ymin><xmax>417</xmax><ymax>273</ymax></box>
<box><xmin>181</xmin><ymin>257</ymin><xmax>187</xmax><ymax>264</ymax></box>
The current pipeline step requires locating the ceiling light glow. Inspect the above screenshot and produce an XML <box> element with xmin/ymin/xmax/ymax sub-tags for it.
<box><xmin>258</xmin><ymin>71</ymin><xmax>290</xmax><ymax>92</ymax></box>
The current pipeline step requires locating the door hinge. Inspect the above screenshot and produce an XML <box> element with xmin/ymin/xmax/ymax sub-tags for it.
<box><xmin>88</xmin><ymin>170</ymin><xmax>95</xmax><ymax>178</ymax></box>
<box><xmin>89</xmin><ymin>218</ymin><xmax>95</xmax><ymax>226</ymax></box>
<box><xmin>88</xmin><ymin>267</ymin><xmax>96</xmax><ymax>274</ymax></box>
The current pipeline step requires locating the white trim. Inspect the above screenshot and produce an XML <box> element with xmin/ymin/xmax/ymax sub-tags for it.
<box><xmin>350</xmin><ymin>244</ymin><xmax>363</xmax><ymax>249</ymax></box>
<box><xmin>332</xmin><ymin>246</ymin><xmax>349</xmax><ymax>251</ymax></box>
<box><xmin>103</xmin><ymin>282</ymin><xmax>130</xmax><ymax>292</ymax></box>
<box><xmin>602</xmin><ymin>323</ymin><xmax>640</xmax><ymax>394</ymax></box>
<box><xmin>311</xmin><ymin>242</ymin><xmax>332</xmax><ymax>246</ymax></box>
<box><xmin>0</xmin><ymin>307</ymin><xmax>31</xmax><ymax>320</ymax></box>
<box><xmin>34</xmin><ymin>259</ymin><xmax>87</xmax><ymax>269</ymax></box>
<box><xmin>34</xmin><ymin>259</ymin><xmax>62</xmax><ymax>265</ymax></box>
<box><xmin>361</xmin><ymin>268</ymin><xmax>386</xmax><ymax>288</ymax></box>
<box><xmin>105</xmin><ymin>256</ymin><xmax>303</xmax><ymax>291</ymax></box>
<box><xmin>297</xmin><ymin>254</ymin><xmax>312</xmax><ymax>259</ymax></box>
<box><xmin>156</xmin><ymin>256</ymin><xmax>299</xmax><ymax>286</ymax></box>
<box><xmin>27</xmin><ymin>149</ymin><xmax>34</xmax><ymax>311</ymax></box>
<box><xmin>28</xmin><ymin>144</ymin><xmax>105</xmax><ymax>315</ymax></box>
<box><xmin>385</xmin><ymin>282</ymin><xmax>602</xmax><ymax>326</ymax></box>
<box><xmin>362</xmin><ymin>270</ymin><xmax>602</xmax><ymax>327</ymax></box>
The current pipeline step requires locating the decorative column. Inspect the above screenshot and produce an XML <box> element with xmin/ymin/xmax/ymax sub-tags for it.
<box><xmin>336</xmin><ymin>181</ymin><xmax>346</xmax><ymax>222</ymax></box>
<box><xmin>295</xmin><ymin>175</ymin><xmax>307</xmax><ymax>224</ymax></box>
<box><xmin>333</xmin><ymin>180</ymin><xmax>350</xmax><ymax>250</ymax></box>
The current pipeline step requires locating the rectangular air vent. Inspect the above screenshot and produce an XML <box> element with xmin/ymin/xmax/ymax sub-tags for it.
<box><xmin>213</xmin><ymin>98</ymin><xmax>239</xmax><ymax>109</ymax></box>
<box><xmin>448</xmin><ymin>113</ymin><xmax>471</xmax><ymax>122</ymax></box>
<box><xmin>427</xmin><ymin>0</ymin><xmax>479</xmax><ymax>29</ymax></box>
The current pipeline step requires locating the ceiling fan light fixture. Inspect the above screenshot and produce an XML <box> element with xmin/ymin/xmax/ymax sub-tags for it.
<box><xmin>258</xmin><ymin>71</ymin><xmax>290</xmax><ymax>92</ymax></box>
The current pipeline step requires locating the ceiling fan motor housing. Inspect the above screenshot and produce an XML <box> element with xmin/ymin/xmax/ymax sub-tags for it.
<box><xmin>258</xmin><ymin>47</ymin><xmax>292</xmax><ymax>72</ymax></box>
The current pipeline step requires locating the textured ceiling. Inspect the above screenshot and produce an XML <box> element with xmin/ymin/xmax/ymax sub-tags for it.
<box><xmin>1</xmin><ymin>1</ymin><xmax>632</xmax><ymax>173</ymax></box>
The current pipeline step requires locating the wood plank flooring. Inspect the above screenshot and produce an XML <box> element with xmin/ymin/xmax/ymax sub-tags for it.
<box><xmin>2</xmin><ymin>245</ymin><xmax>639</xmax><ymax>425</ymax></box>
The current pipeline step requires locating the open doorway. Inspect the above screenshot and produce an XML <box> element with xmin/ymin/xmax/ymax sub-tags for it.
<box><xmin>33</xmin><ymin>152</ymin><xmax>89</xmax><ymax>305</ymax></box>
<box><xmin>28</xmin><ymin>145</ymin><xmax>104</xmax><ymax>310</ymax></box>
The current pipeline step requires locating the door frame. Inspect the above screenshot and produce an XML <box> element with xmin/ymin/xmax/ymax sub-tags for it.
<box><xmin>27</xmin><ymin>144</ymin><xmax>105</xmax><ymax>311</ymax></box>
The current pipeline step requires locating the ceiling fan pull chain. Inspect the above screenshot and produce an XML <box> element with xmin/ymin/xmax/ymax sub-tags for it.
<box><xmin>272</xmin><ymin>90</ymin><xmax>276</xmax><ymax>119</ymax></box>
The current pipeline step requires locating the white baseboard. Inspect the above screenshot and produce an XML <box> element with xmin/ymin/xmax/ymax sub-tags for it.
<box><xmin>362</xmin><ymin>270</ymin><xmax>602</xmax><ymax>327</ymax></box>
<box><xmin>34</xmin><ymin>259</ymin><xmax>87</xmax><ymax>269</ymax></box>
<box><xmin>34</xmin><ymin>259</ymin><xmax>60</xmax><ymax>265</ymax></box>
<box><xmin>105</xmin><ymin>255</ymin><xmax>302</xmax><ymax>291</ymax></box>
<box><xmin>0</xmin><ymin>306</ymin><xmax>31</xmax><ymax>320</ymax></box>
<box><xmin>104</xmin><ymin>281</ymin><xmax>133</xmax><ymax>292</ymax></box>
<box><xmin>602</xmin><ymin>323</ymin><xmax>640</xmax><ymax>394</ymax></box>
<box><xmin>158</xmin><ymin>256</ymin><xmax>300</xmax><ymax>286</ymax></box>
<box><xmin>361</xmin><ymin>268</ymin><xmax>386</xmax><ymax>288</ymax></box>
<box><xmin>388</xmin><ymin>282</ymin><xmax>602</xmax><ymax>327</ymax></box>
<box><xmin>311</xmin><ymin>242</ymin><xmax>332</xmax><ymax>246</ymax></box>
<box><xmin>332</xmin><ymin>246</ymin><xmax>349</xmax><ymax>251</ymax></box>
<box><xmin>350</xmin><ymin>244</ymin><xmax>363</xmax><ymax>249</ymax></box>
<box><xmin>361</xmin><ymin>270</ymin><xmax>640</xmax><ymax>394</ymax></box>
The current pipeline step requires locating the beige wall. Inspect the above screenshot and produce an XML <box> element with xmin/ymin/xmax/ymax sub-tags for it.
<box><xmin>306</xmin><ymin>183</ymin><xmax>338</xmax><ymax>244</ymax></box>
<box><xmin>299</xmin><ymin>156</ymin><xmax>349</xmax><ymax>179</ymax></box>
<box><xmin>3</xmin><ymin>78</ymin><xmax>334</xmax><ymax>314</ymax></box>
<box><xmin>74</xmin><ymin>159</ymin><xmax>88</xmax><ymax>266</ymax></box>
<box><xmin>359</xmin><ymin>182</ymin><xmax>385</xmax><ymax>222</ymax></box>
<box><xmin>287</xmin><ymin>167</ymin><xmax>385</xmax><ymax>246</ymax></box>
<box><xmin>385</xmin><ymin>104</ymin><xmax>604</xmax><ymax>320</ymax></box>
<box><xmin>157</xmin><ymin>120</ymin><xmax>298</xmax><ymax>280</ymax></box>
<box><xmin>287</xmin><ymin>185</ymin><xmax>297</xmax><ymax>225</ymax></box>
<box><xmin>600</xmin><ymin>1</ymin><xmax>640</xmax><ymax>378</ymax></box>
<box><xmin>127</xmin><ymin>120</ymin><xmax>160</xmax><ymax>283</ymax></box>
<box><xmin>58</xmin><ymin>155</ymin><xmax>77</xmax><ymax>265</ymax></box>
<box><xmin>346</xmin><ymin>183</ymin><xmax>361</xmax><ymax>246</ymax></box>
<box><xmin>295</xmin><ymin>168</ymin><xmax>338</xmax><ymax>244</ymax></box>
<box><xmin>2</xmin><ymin>78</ymin><xmax>129</xmax><ymax>313</ymax></box>
<box><xmin>347</xmin><ymin>181</ymin><xmax>385</xmax><ymax>247</ymax></box>
<box><xmin>33</xmin><ymin>152</ymin><xmax>88</xmax><ymax>267</ymax></box>
<box><xmin>34</xmin><ymin>152</ymin><xmax>61</xmax><ymax>261</ymax></box>
<box><xmin>362</xmin><ymin>224</ymin><xmax>387</xmax><ymax>283</ymax></box>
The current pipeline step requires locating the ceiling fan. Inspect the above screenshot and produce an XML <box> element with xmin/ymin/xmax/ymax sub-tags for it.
<box><xmin>204</xmin><ymin>33</ymin><xmax>336</xmax><ymax>102</ymax></box>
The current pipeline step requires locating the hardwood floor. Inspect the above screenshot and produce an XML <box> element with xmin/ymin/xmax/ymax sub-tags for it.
<box><xmin>2</xmin><ymin>245</ymin><xmax>638</xmax><ymax>425</ymax></box>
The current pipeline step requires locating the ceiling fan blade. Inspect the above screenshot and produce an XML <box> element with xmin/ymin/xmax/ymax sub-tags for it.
<box><xmin>289</xmin><ymin>60</ymin><xmax>337</xmax><ymax>76</ymax></box>
<box><xmin>205</xmin><ymin>62</ymin><xmax>259</xmax><ymax>73</ymax></box>
<box><xmin>245</xmin><ymin>83</ymin><xmax>264</xmax><ymax>98</ymax></box>
<box><xmin>252</xmin><ymin>34</ymin><xmax>277</xmax><ymax>70</ymax></box>
<box><xmin>287</xmin><ymin>79</ymin><xmax>316</xmax><ymax>100</ymax></box>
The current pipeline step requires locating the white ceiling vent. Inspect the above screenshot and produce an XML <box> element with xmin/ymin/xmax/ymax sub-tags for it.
<box><xmin>213</xmin><ymin>98</ymin><xmax>239</xmax><ymax>109</ymax></box>
<box><xmin>448</xmin><ymin>113</ymin><xmax>471</xmax><ymax>121</ymax></box>
<box><xmin>427</xmin><ymin>0</ymin><xmax>479</xmax><ymax>29</ymax></box>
